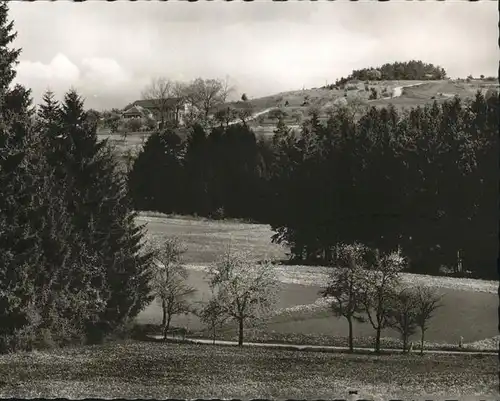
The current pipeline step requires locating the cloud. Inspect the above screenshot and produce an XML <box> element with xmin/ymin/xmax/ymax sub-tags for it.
<box><xmin>81</xmin><ymin>57</ymin><xmax>131</xmax><ymax>87</ymax></box>
<box><xmin>8</xmin><ymin>1</ymin><xmax>498</xmax><ymax>110</ymax></box>
<box><xmin>16</xmin><ymin>53</ymin><xmax>80</xmax><ymax>83</ymax></box>
<box><xmin>14</xmin><ymin>53</ymin><xmax>137</xmax><ymax>109</ymax></box>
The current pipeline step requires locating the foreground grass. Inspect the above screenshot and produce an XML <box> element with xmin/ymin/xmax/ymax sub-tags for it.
<box><xmin>0</xmin><ymin>341</ymin><xmax>496</xmax><ymax>399</ymax></box>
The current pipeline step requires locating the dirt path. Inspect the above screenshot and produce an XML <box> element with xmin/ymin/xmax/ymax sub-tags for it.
<box><xmin>150</xmin><ymin>335</ymin><xmax>497</xmax><ymax>355</ymax></box>
<box><xmin>227</xmin><ymin>107</ymin><xmax>273</xmax><ymax>126</ymax></box>
<box><xmin>392</xmin><ymin>82</ymin><xmax>424</xmax><ymax>98</ymax></box>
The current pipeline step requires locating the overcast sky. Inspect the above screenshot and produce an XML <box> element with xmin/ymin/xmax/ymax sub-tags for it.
<box><xmin>8</xmin><ymin>1</ymin><xmax>499</xmax><ymax>111</ymax></box>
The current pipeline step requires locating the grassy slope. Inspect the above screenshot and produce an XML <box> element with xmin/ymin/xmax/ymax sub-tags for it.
<box><xmin>0</xmin><ymin>341</ymin><xmax>496</xmax><ymax>399</ymax></box>
<box><xmin>137</xmin><ymin>214</ymin><xmax>498</xmax><ymax>345</ymax></box>
<box><xmin>100</xmin><ymin>79</ymin><xmax>500</xmax><ymax>148</ymax></box>
<box><xmin>248</xmin><ymin>79</ymin><xmax>499</xmax><ymax>136</ymax></box>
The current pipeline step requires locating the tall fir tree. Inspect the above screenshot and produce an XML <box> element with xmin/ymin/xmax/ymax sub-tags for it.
<box><xmin>54</xmin><ymin>89</ymin><xmax>154</xmax><ymax>342</ymax></box>
<box><xmin>128</xmin><ymin>129</ymin><xmax>186</xmax><ymax>214</ymax></box>
<box><xmin>183</xmin><ymin>124</ymin><xmax>211</xmax><ymax>215</ymax></box>
<box><xmin>33</xmin><ymin>90</ymin><xmax>95</xmax><ymax>344</ymax></box>
<box><xmin>0</xmin><ymin>1</ymin><xmax>48</xmax><ymax>351</ymax></box>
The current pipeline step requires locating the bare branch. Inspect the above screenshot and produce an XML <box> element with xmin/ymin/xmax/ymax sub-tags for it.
<box><xmin>141</xmin><ymin>77</ymin><xmax>177</xmax><ymax>126</ymax></box>
<box><xmin>207</xmin><ymin>250</ymin><xmax>279</xmax><ymax>345</ymax></box>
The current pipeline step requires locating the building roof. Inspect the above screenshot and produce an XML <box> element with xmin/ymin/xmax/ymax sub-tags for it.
<box><xmin>131</xmin><ymin>98</ymin><xmax>184</xmax><ymax>110</ymax></box>
<box><xmin>123</xmin><ymin>105</ymin><xmax>149</xmax><ymax>116</ymax></box>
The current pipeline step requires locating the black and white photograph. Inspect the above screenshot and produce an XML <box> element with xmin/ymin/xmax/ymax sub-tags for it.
<box><xmin>0</xmin><ymin>0</ymin><xmax>498</xmax><ymax>399</ymax></box>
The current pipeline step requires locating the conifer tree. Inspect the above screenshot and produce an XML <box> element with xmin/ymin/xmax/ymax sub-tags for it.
<box><xmin>0</xmin><ymin>1</ymin><xmax>47</xmax><ymax>351</ymax></box>
<box><xmin>128</xmin><ymin>129</ymin><xmax>186</xmax><ymax>214</ymax></box>
<box><xmin>183</xmin><ymin>124</ymin><xmax>210</xmax><ymax>215</ymax></box>
<box><xmin>33</xmin><ymin>90</ymin><xmax>93</xmax><ymax>344</ymax></box>
<box><xmin>56</xmin><ymin>89</ymin><xmax>154</xmax><ymax>342</ymax></box>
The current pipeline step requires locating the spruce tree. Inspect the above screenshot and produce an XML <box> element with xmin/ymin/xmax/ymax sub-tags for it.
<box><xmin>0</xmin><ymin>2</ymin><xmax>46</xmax><ymax>351</ymax></box>
<box><xmin>57</xmin><ymin>90</ymin><xmax>154</xmax><ymax>341</ymax></box>
<box><xmin>183</xmin><ymin>124</ymin><xmax>210</xmax><ymax>215</ymax></box>
<box><xmin>128</xmin><ymin>129</ymin><xmax>186</xmax><ymax>214</ymax></box>
<box><xmin>34</xmin><ymin>90</ymin><xmax>95</xmax><ymax>344</ymax></box>
<box><xmin>0</xmin><ymin>2</ymin><xmax>20</xmax><ymax>101</ymax></box>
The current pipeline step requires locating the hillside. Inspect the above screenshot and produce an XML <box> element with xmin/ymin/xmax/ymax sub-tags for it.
<box><xmin>243</xmin><ymin>79</ymin><xmax>499</xmax><ymax>137</ymax></box>
<box><xmin>97</xmin><ymin>78</ymin><xmax>498</xmax><ymax>162</ymax></box>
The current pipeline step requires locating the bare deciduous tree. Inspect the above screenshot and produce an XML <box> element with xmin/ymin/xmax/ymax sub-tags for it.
<box><xmin>214</xmin><ymin>106</ymin><xmax>238</xmax><ymax>128</ymax></box>
<box><xmin>237</xmin><ymin>105</ymin><xmax>254</xmax><ymax>126</ymax></box>
<box><xmin>198</xmin><ymin>288</ymin><xmax>229</xmax><ymax>345</ymax></box>
<box><xmin>150</xmin><ymin>238</ymin><xmax>196</xmax><ymax>341</ymax></box>
<box><xmin>207</xmin><ymin>250</ymin><xmax>279</xmax><ymax>346</ymax></box>
<box><xmin>320</xmin><ymin>243</ymin><xmax>368</xmax><ymax>352</ymax></box>
<box><xmin>387</xmin><ymin>287</ymin><xmax>419</xmax><ymax>353</ymax></box>
<box><xmin>414</xmin><ymin>285</ymin><xmax>443</xmax><ymax>355</ymax></box>
<box><xmin>362</xmin><ymin>248</ymin><xmax>406</xmax><ymax>353</ymax></box>
<box><xmin>183</xmin><ymin>77</ymin><xmax>235</xmax><ymax>120</ymax></box>
<box><xmin>142</xmin><ymin>77</ymin><xmax>178</xmax><ymax>128</ymax></box>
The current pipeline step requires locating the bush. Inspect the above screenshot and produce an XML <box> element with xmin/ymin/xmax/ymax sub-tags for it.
<box><xmin>126</xmin><ymin>118</ymin><xmax>143</xmax><ymax>132</ymax></box>
<box><xmin>211</xmin><ymin>206</ymin><xmax>226</xmax><ymax>220</ymax></box>
<box><xmin>143</xmin><ymin>116</ymin><xmax>157</xmax><ymax>131</ymax></box>
<box><xmin>369</xmin><ymin>88</ymin><xmax>378</xmax><ymax>100</ymax></box>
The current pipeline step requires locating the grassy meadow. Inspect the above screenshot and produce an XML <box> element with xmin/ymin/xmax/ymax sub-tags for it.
<box><xmin>0</xmin><ymin>341</ymin><xmax>496</xmax><ymax>399</ymax></box>
<box><xmin>3</xmin><ymin>81</ymin><xmax>499</xmax><ymax>398</ymax></box>
<box><xmin>136</xmin><ymin>213</ymin><xmax>498</xmax><ymax>349</ymax></box>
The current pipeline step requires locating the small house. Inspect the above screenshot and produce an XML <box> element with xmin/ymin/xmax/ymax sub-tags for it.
<box><xmin>123</xmin><ymin>98</ymin><xmax>190</xmax><ymax>126</ymax></box>
<box><xmin>122</xmin><ymin>105</ymin><xmax>152</xmax><ymax>120</ymax></box>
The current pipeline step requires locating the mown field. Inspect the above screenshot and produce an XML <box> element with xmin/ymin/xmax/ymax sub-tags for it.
<box><xmin>137</xmin><ymin>213</ymin><xmax>498</xmax><ymax>348</ymax></box>
<box><xmin>0</xmin><ymin>341</ymin><xmax>496</xmax><ymax>399</ymax></box>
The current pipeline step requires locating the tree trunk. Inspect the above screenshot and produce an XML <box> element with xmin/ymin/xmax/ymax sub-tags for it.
<box><xmin>213</xmin><ymin>325</ymin><xmax>216</xmax><ymax>345</ymax></box>
<box><xmin>161</xmin><ymin>300</ymin><xmax>167</xmax><ymax>327</ymax></box>
<box><xmin>325</xmin><ymin>247</ymin><xmax>333</xmax><ymax>264</ymax></box>
<box><xmin>163</xmin><ymin>314</ymin><xmax>172</xmax><ymax>342</ymax></box>
<box><xmin>375</xmin><ymin>328</ymin><xmax>381</xmax><ymax>353</ymax></box>
<box><xmin>238</xmin><ymin>318</ymin><xmax>244</xmax><ymax>346</ymax></box>
<box><xmin>420</xmin><ymin>328</ymin><xmax>425</xmax><ymax>355</ymax></box>
<box><xmin>402</xmin><ymin>334</ymin><xmax>408</xmax><ymax>354</ymax></box>
<box><xmin>348</xmin><ymin>317</ymin><xmax>354</xmax><ymax>353</ymax></box>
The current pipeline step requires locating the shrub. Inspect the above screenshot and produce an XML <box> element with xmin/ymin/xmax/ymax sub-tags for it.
<box><xmin>126</xmin><ymin>117</ymin><xmax>143</xmax><ymax>132</ymax></box>
<box><xmin>369</xmin><ymin>88</ymin><xmax>378</xmax><ymax>100</ymax></box>
<box><xmin>212</xmin><ymin>206</ymin><xmax>226</xmax><ymax>220</ymax></box>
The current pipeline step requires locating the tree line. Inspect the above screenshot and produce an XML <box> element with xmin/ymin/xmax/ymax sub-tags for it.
<box><xmin>325</xmin><ymin>60</ymin><xmax>448</xmax><ymax>89</ymax></box>
<box><xmin>129</xmin><ymin>91</ymin><xmax>498</xmax><ymax>280</ymax></box>
<box><xmin>0</xmin><ymin>2</ymin><xmax>153</xmax><ymax>352</ymax></box>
